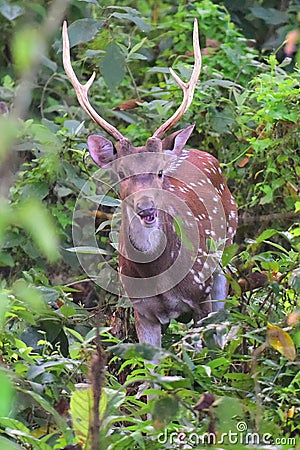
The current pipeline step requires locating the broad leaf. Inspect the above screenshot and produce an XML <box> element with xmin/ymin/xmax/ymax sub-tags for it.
<box><xmin>0</xmin><ymin>371</ymin><xmax>14</xmax><ymax>416</ymax></box>
<box><xmin>0</xmin><ymin>418</ymin><xmax>52</xmax><ymax>449</ymax></box>
<box><xmin>18</xmin><ymin>199</ymin><xmax>60</xmax><ymax>262</ymax></box>
<box><xmin>0</xmin><ymin>251</ymin><xmax>14</xmax><ymax>267</ymax></box>
<box><xmin>18</xmin><ymin>388</ymin><xmax>68</xmax><ymax>432</ymax></box>
<box><xmin>87</xmin><ymin>195</ymin><xmax>121</xmax><ymax>207</ymax></box>
<box><xmin>255</xmin><ymin>228</ymin><xmax>277</xmax><ymax>243</ymax></box>
<box><xmin>78</xmin><ymin>0</ymin><xmax>99</xmax><ymax>4</ymax></box>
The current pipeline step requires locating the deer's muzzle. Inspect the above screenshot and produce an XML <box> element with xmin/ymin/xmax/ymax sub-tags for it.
<box><xmin>135</xmin><ymin>197</ymin><xmax>157</xmax><ymax>225</ymax></box>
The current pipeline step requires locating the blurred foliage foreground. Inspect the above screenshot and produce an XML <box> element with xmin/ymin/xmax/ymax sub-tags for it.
<box><xmin>0</xmin><ymin>0</ymin><xmax>299</xmax><ymax>448</ymax></box>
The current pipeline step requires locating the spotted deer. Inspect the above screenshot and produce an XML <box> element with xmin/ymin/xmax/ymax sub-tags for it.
<box><xmin>63</xmin><ymin>19</ymin><xmax>238</xmax><ymax>348</ymax></box>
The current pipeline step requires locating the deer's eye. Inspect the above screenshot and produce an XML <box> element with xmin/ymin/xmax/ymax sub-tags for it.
<box><xmin>157</xmin><ymin>169</ymin><xmax>163</xmax><ymax>178</ymax></box>
<box><xmin>118</xmin><ymin>171</ymin><xmax>126</xmax><ymax>180</ymax></box>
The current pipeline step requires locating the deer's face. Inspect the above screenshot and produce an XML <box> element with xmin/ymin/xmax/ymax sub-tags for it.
<box><xmin>116</xmin><ymin>150</ymin><xmax>169</xmax><ymax>254</ymax></box>
<box><xmin>115</xmin><ymin>141</ymin><xmax>168</xmax><ymax>229</ymax></box>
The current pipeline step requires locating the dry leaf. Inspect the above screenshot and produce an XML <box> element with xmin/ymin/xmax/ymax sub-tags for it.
<box><xmin>206</xmin><ymin>38</ymin><xmax>221</xmax><ymax>49</ymax></box>
<box><xmin>287</xmin><ymin>405</ymin><xmax>295</xmax><ymax>419</ymax></box>
<box><xmin>237</xmin><ymin>147</ymin><xmax>254</xmax><ymax>168</ymax></box>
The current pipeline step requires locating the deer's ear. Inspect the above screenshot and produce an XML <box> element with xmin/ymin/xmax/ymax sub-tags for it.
<box><xmin>87</xmin><ymin>135</ymin><xmax>116</xmax><ymax>167</ymax></box>
<box><xmin>162</xmin><ymin>124</ymin><xmax>195</xmax><ymax>156</ymax></box>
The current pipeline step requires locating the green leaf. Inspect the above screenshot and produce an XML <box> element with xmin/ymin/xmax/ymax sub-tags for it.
<box><xmin>207</xmin><ymin>356</ymin><xmax>230</xmax><ymax>375</ymax></box>
<box><xmin>291</xmin><ymin>271</ymin><xmax>300</xmax><ymax>294</ymax></box>
<box><xmin>259</xmin><ymin>185</ymin><xmax>274</xmax><ymax>205</ymax></box>
<box><xmin>70</xmin><ymin>389</ymin><xmax>91</xmax><ymax>444</ymax></box>
<box><xmin>13</xmin><ymin>279</ymin><xmax>49</xmax><ymax>313</ymax></box>
<box><xmin>17</xmin><ymin>199</ymin><xmax>60</xmax><ymax>262</ymax></box>
<box><xmin>21</xmin><ymin>182</ymin><xmax>49</xmax><ymax>200</ymax></box>
<box><xmin>214</xmin><ymin>397</ymin><xmax>244</xmax><ymax>436</ymax></box>
<box><xmin>0</xmin><ymin>200</ymin><xmax>12</xmax><ymax>246</ymax></box>
<box><xmin>111</xmin><ymin>343</ymin><xmax>170</xmax><ymax>364</ymax></box>
<box><xmin>0</xmin><ymin>251</ymin><xmax>14</xmax><ymax>267</ymax></box>
<box><xmin>109</xmin><ymin>231</ymin><xmax>119</xmax><ymax>250</ymax></box>
<box><xmin>87</xmin><ymin>195</ymin><xmax>121</xmax><ymax>207</ymax></box>
<box><xmin>152</xmin><ymin>396</ymin><xmax>179</xmax><ymax>429</ymax></box>
<box><xmin>78</xmin><ymin>0</ymin><xmax>99</xmax><ymax>4</ymax></box>
<box><xmin>66</xmin><ymin>246</ymin><xmax>113</xmax><ymax>255</ymax></box>
<box><xmin>70</xmin><ymin>387</ymin><xmax>107</xmax><ymax>443</ymax></box>
<box><xmin>67</xmin><ymin>19</ymin><xmax>101</xmax><ymax>48</ymax></box>
<box><xmin>0</xmin><ymin>370</ymin><xmax>14</xmax><ymax>416</ymax></box>
<box><xmin>60</xmin><ymin>305</ymin><xmax>76</xmax><ymax>318</ymax></box>
<box><xmin>100</xmin><ymin>42</ymin><xmax>126</xmax><ymax>91</ymax></box>
<box><xmin>111</xmin><ymin>12</ymin><xmax>152</xmax><ymax>32</ymax></box>
<box><xmin>31</xmin><ymin>123</ymin><xmax>60</xmax><ymax>148</ymax></box>
<box><xmin>37</xmin><ymin>286</ymin><xmax>60</xmax><ymax>304</ymax></box>
<box><xmin>0</xmin><ymin>436</ymin><xmax>22</xmax><ymax>450</ymax></box>
<box><xmin>0</xmin><ymin>417</ymin><xmax>52</xmax><ymax>449</ymax></box>
<box><xmin>267</xmin><ymin>323</ymin><xmax>296</xmax><ymax>361</ymax></box>
<box><xmin>0</xmin><ymin>417</ymin><xmax>30</xmax><ymax>434</ymax></box>
<box><xmin>173</xmin><ymin>216</ymin><xmax>194</xmax><ymax>251</ymax></box>
<box><xmin>210</xmin><ymin>105</ymin><xmax>235</xmax><ymax>134</ymax></box>
<box><xmin>0</xmin><ymin>292</ymin><xmax>10</xmax><ymax>329</ymax></box>
<box><xmin>0</xmin><ymin>117</ymin><xmax>21</xmax><ymax>161</ymax></box>
<box><xmin>12</xmin><ymin>28</ymin><xmax>45</xmax><ymax>74</ymax></box>
<box><xmin>250</xmin><ymin>7</ymin><xmax>288</xmax><ymax>25</ymax></box>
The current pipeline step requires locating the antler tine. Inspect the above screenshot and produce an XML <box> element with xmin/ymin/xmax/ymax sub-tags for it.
<box><xmin>62</xmin><ymin>21</ymin><xmax>125</xmax><ymax>141</ymax></box>
<box><xmin>152</xmin><ymin>19</ymin><xmax>202</xmax><ymax>139</ymax></box>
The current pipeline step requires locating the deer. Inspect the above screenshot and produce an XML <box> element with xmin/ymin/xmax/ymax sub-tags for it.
<box><xmin>62</xmin><ymin>19</ymin><xmax>238</xmax><ymax>349</ymax></box>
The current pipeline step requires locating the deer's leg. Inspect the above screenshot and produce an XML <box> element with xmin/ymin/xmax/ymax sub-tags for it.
<box><xmin>134</xmin><ymin>310</ymin><xmax>162</xmax><ymax>414</ymax></box>
<box><xmin>210</xmin><ymin>268</ymin><xmax>228</xmax><ymax>312</ymax></box>
<box><xmin>134</xmin><ymin>310</ymin><xmax>162</xmax><ymax>348</ymax></box>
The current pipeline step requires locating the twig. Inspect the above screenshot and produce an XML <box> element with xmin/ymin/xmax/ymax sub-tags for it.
<box><xmin>39</xmin><ymin>72</ymin><xmax>58</xmax><ymax>119</ymax></box>
<box><xmin>13</xmin><ymin>0</ymin><xmax>71</xmax><ymax>120</ymax></box>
